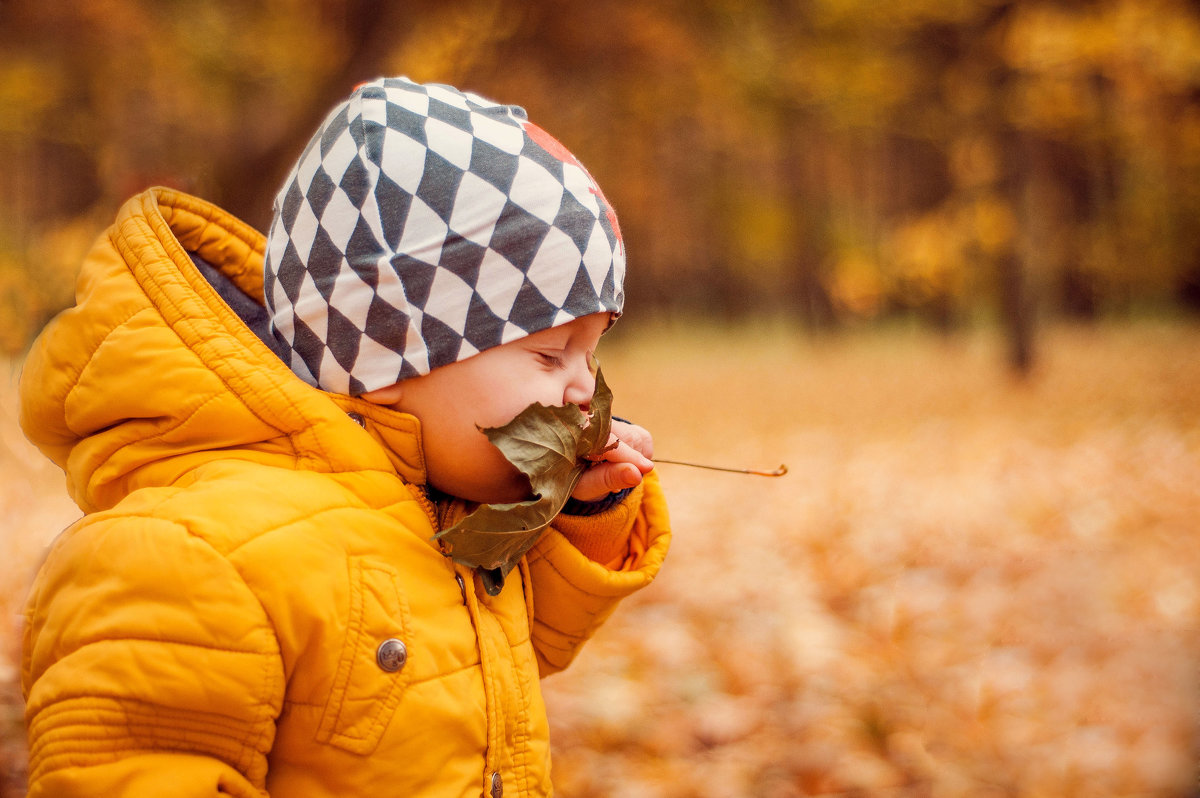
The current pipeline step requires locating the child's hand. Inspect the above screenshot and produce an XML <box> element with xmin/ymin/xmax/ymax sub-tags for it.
<box><xmin>572</xmin><ymin>420</ymin><xmax>655</xmax><ymax>502</ymax></box>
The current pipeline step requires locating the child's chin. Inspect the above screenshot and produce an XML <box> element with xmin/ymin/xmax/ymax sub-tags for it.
<box><xmin>449</xmin><ymin>472</ymin><xmax>533</xmax><ymax>506</ymax></box>
<box><xmin>475</xmin><ymin>482</ymin><xmax>535</xmax><ymax>506</ymax></box>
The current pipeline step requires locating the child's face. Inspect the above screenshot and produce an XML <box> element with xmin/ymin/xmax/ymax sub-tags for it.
<box><xmin>361</xmin><ymin>312</ymin><xmax>611</xmax><ymax>504</ymax></box>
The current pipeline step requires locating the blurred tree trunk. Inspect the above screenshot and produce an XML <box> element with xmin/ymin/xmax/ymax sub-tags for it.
<box><xmin>977</xmin><ymin>3</ymin><xmax>1037</xmax><ymax>377</ymax></box>
<box><xmin>1005</xmin><ymin>132</ymin><xmax>1074</xmax><ymax>378</ymax></box>
<box><xmin>998</xmin><ymin>249</ymin><xmax>1034</xmax><ymax>375</ymax></box>
<box><xmin>778</xmin><ymin>105</ymin><xmax>836</xmax><ymax>330</ymax></box>
<box><xmin>760</xmin><ymin>0</ymin><xmax>836</xmax><ymax>330</ymax></box>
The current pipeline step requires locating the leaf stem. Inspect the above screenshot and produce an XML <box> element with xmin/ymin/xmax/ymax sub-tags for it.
<box><xmin>652</xmin><ymin>458</ymin><xmax>788</xmax><ymax>477</ymax></box>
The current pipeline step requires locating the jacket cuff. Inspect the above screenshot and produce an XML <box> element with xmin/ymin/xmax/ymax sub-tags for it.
<box><xmin>561</xmin><ymin>487</ymin><xmax>632</xmax><ymax>517</ymax></box>
<box><xmin>527</xmin><ymin>471</ymin><xmax>671</xmax><ymax>676</ymax></box>
<box><xmin>555</xmin><ymin>485</ymin><xmax>641</xmax><ymax>568</ymax></box>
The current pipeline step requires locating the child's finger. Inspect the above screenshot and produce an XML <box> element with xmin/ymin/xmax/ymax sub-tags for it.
<box><xmin>596</xmin><ymin>435</ymin><xmax>653</xmax><ymax>473</ymax></box>
<box><xmin>571</xmin><ymin>462</ymin><xmax>643</xmax><ymax>502</ymax></box>
<box><xmin>609</xmin><ymin>420</ymin><xmax>655</xmax><ymax>460</ymax></box>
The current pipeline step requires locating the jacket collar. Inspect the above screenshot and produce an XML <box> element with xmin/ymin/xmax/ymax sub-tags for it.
<box><xmin>330</xmin><ymin>394</ymin><xmax>428</xmax><ymax>487</ymax></box>
<box><xmin>21</xmin><ymin>188</ymin><xmax>430</xmax><ymax>512</ymax></box>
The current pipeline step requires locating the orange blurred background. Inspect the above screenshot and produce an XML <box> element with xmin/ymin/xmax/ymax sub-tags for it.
<box><xmin>2</xmin><ymin>1</ymin><xmax>1199</xmax><ymax>795</ymax></box>
<box><xmin>4</xmin><ymin>0</ymin><xmax>1200</xmax><ymax>358</ymax></box>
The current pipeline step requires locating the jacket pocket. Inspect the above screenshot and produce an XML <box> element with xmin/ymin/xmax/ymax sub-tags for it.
<box><xmin>316</xmin><ymin>558</ymin><xmax>412</xmax><ymax>755</ymax></box>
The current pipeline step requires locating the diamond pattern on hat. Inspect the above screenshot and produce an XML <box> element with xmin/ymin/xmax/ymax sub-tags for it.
<box><xmin>304</xmin><ymin>168</ymin><xmax>337</xmax><ymax>219</ymax></box>
<box><xmin>469</xmin><ymin>138</ymin><xmax>520</xmax><ymax>194</ymax></box>
<box><xmin>428</xmin><ymin>98</ymin><xmax>472</xmax><ymax>135</ymax></box>
<box><xmin>500</xmin><ymin>320</ymin><xmax>528</xmax><ymax>345</ymax></box>
<box><xmin>562</xmin><ymin>267</ymin><xmax>602</xmax><ymax>317</ymax></box>
<box><xmin>475</xmin><ymin>248</ymin><xmax>525</xmax><ymax>319</ymax></box>
<box><xmin>440</xmin><ymin>233</ymin><xmax>487</xmax><ymax>288</ymax></box>
<box><xmin>384</xmin><ymin>103</ymin><xmax>427</xmax><ymax>146</ymax></box>
<box><xmin>462</xmin><ymin>293</ymin><xmax>506</xmax><ymax>352</ymax></box>
<box><xmin>339</xmin><ymin>154</ymin><xmax>372</xmax><ymax>208</ymax></box>
<box><xmin>293</xmin><ymin>142</ymin><xmax>325</xmax><ymax>197</ymax></box>
<box><xmin>378</xmin><ymin>126</ymin><xmax>427</xmax><ymax>194</ymax></box>
<box><xmin>510</xmin><ymin>278</ymin><xmax>560</xmax><ymax>333</ymax></box>
<box><xmin>396</xmin><ymin>197</ymin><xmax>448</xmax><ymax>267</ymax></box>
<box><xmin>359</xmin><ymin>90</ymin><xmax>389</xmax><ymax>127</ymax></box>
<box><xmin>353</xmin><ymin>332</ymin><xmax>407</xmax><ymax>391</ymax></box>
<box><xmin>263</xmin><ymin>76</ymin><xmax>625</xmax><ymax>394</ymax></box>
<box><xmin>581</xmin><ymin>223</ymin><xmax>616</xmax><ymax>291</ymax></box>
<box><xmin>345</xmin><ymin>215</ymin><xmax>384</xmax><ymax>269</ymax></box>
<box><xmin>562</xmin><ymin>163</ymin><xmax>601</xmax><ymax>216</ymax></box>
<box><xmin>471</xmin><ymin>112</ymin><xmax>526</xmax><ymax>154</ymax></box>
<box><xmin>316</xmin><ymin>346</ymin><xmax>352</xmax><ymax>395</ymax></box>
<box><xmin>526</xmin><ymin>226</ymin><xmax>583</xmax><ymax>307</ymax></box>
<box><xmin>420</xmin><ymin>313</ymin><xmax>464</xmax><ymax>361</ymax></box>
<box><xmin>364</xmin><ymin>287</ymin><xmax>409</xmax><ymax>343</ymax></box>
<box><xmin>424</xmin><ymin>267</ymin><xmax>475</xmax><ymax>334</ymax></box>
<box><xmin>321</xmin><ymin>128</ymin><xmax>361</xmax><ymax>184</ymax></box>
<box><xmin>326</xmin><ymin>305</ymin><xmax>362</xmax><ymax>372</ymax></box>
<box><xmin>373</xmin><ymin>177</ymin><xmax>412</xmax><ymax>250</ymax></box>
<box><xmin>488</xmin><ymin>200</ymin><xmax>551</xmax><ymax>271</ymax></box>
<box><xmin>398</xmin><ymin>311</ymin><xmax>428</xmax><ymax>377</ymax></box>
<box><xmin>373</xmin><ymin>253</ymin><xmax>410</xmax><ymax>314</ymax></box>
<box><xmin>384</xmin><ymin>83</ymin><xmax>429</xmax><ymax>116</ymax></box>
<box><xmin>426</xmin><ymin>83</ymin><xmax>472</xmax><ymax>110</ymax></box>
<box><xmin>265</xmin><ymin>218</ymin><xmax>290</xmax><ymax>277</ymax></box>
<box><xmin>290</xmin><ymin>322</ymin><xmax>325</xmax><ymax>382</ymax></box>
<box><xmin>320</xmin><ymin>190</ymin><xmax>363</xmax><ymax>253</ymax></box>
<box><xmin>553</xmin><ymin>188</ymin><xmax>599</xmax><ymax>254</ymax></box>
<box><xmin>416</xmin><ymin>152</ymin><xmax>465</xmax><ymax>224</ymax></box>
<box><xmin>269</xmin><ymin>247</ymin><xmax>300</xmax><ymax>309</ymax></box>
<box><xmin>305</xmin><ymin>232</ymin><xmax>346</xmax><ymax>296</ymax></box>
<box><xmin>450</xmin><ymin>172</ymin><xmax>507</xmax><ymax>246</ymax></box>
<box><xmin>287</xmin><ymin>199</ymin><xmax>320</xmax><ymax>263</ymax></box>
<box><xmin>292</xmin><ymin>271</ymin><xmax>329</xmax><ymax>343</ymax></box>
<box><xmin>425</xmin><ymin>116</ymin><xmax>474</xmax><ymax>170</ymax></box>
<box><xmin>325</xmin><ymin>268</ymin><xmax>373</xmax><ymax>330</ymax></box>
<box><xmin>509</xmin><ymin>156</ymin><xmax>565</xmax><ymax>225</ymax></box>
<box><xmin>391</xmin><ymin>255</ymin><xmax>438</xmax><ymax>310</ymax></box>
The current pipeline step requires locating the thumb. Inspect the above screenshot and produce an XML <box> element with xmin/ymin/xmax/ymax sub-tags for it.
<box><xmin>572</xmin><ymin>462</ymin><xmax>643</xmax><ymax>502</ymax></box>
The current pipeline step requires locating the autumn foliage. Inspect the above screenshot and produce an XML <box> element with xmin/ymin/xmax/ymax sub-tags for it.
<box><xmin>3</xmin><ymin>0</ymin><xmax>1200</xmax><ymax>359</ymax></box>
<box><xmin>2</xmin><ymin>2</ymin><xmax>1200</xmax><ymax>795</ymax></box>
<box><xmin>4</xmin><ymin>321</ymin><xmax>1199</xmax><ymax>796</ymax></box>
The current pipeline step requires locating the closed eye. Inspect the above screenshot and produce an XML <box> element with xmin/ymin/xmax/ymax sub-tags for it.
<box><xmin>535</xmin><ymin>351</ymin><xmax>565</xmax><ymax>369</ymax></box>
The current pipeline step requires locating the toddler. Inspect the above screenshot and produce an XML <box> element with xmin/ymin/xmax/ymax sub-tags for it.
<box><xmin>19</xmin><ymin>77</ymin><xmax>670</xmax><ymax>797</ymax></box>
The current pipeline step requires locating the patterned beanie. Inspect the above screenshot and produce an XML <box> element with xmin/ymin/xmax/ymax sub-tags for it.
<box><xmin>264</xmin><ymin>77</ymin><xmax>625</xmax><ymax>395</ymax></box>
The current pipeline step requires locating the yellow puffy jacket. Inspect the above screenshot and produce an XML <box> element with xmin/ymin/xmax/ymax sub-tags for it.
<box><xmin>19</xmin><ymin>188</ymin><xmax>670</xmax><ymax>797</ymax></box>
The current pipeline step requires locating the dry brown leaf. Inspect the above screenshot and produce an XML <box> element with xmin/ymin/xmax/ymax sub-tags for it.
<box><xmin>435</xmin><ymin>366</ymin><xmax>614</xmax><ymax>593</ymax></box>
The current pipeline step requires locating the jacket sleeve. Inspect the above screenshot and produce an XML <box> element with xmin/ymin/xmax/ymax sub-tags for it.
<box><xmin>21</xmin><ymin>514</ymin><xmax>284</xmax><ymax>797</ymax></box>
<box><xmin>525</xmin><ymin>469</ymin><xmax>671</xmax><ymax>677</ymax></box>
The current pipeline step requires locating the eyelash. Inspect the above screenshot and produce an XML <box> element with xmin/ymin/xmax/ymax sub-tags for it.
<box><xmin>536</xmin><ymin>352</ymin><xmax>565</xmax><ymax>369</ymax></box>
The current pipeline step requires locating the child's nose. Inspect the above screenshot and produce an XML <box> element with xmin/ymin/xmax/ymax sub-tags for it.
<box><xmin>563</xmin><ymin>359</ymin><xmax>596</xmax><ymax>409</ymax></box>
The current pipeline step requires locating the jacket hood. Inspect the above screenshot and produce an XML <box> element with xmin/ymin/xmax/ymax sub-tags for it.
<box><xmin>19</xmin><ymin>188</ymin><xmax>426</xmax><ymax>513</ymax></box>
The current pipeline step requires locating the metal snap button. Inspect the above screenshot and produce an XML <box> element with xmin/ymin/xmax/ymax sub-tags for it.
<box><xmin>490</xmin><ymin>771</ymin><xmax>503</xmax><ymax>798</ymax></box>
<box><xmin>376</xmin><ymin>638</ymin><xmax>407</xmax><ymax>673</ymax></box>
<box><xmin>455</xmin><ymin>572</ymin><xmax>467</xmax><ymax>603</ymax></box>
<box><xmin>347</xmin><ymin>412</ymin><xmax>366</xmax><ymax>428</ymax></box>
